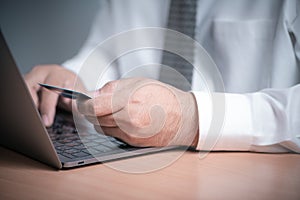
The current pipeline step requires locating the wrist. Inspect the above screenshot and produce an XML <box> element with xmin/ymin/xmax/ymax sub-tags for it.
<box><xmin>174</xmin><ymin>91</ymin><xmax>199</xmax><ymax>147</ymax></box>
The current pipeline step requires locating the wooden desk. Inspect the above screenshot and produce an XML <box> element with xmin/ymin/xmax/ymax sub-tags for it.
<box><xmin>0</xmin><ymin>146</ymin><xmax>299</xmax><ymax>200</ymax></box>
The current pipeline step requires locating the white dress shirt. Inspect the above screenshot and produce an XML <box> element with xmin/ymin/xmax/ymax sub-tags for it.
<box><xmin>63</xmin><ymin>0</ymin><xmax>300</xmax><ymax>153</ymax></box>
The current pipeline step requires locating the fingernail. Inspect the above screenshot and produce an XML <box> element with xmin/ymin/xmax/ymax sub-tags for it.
<box><xmin>42</xmin><ymin>115</ymin><xmax>50</xmax><ymax>127</ymax></box>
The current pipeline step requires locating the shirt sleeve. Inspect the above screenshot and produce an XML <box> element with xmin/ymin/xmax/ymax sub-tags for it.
<box><xmin>193</xmin><ymin>84</ymin><xmax>300</xmax><ymax>153</ymax></box>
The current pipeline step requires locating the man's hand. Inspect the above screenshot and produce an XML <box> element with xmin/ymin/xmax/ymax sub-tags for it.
<box><xmin>78</xmin><ymin>78</ymin><xmax>199</xmax><ymax>148</ymax></box>
<box><xmin>24</xmin><ymin>65</ymin><xmax>84</xmax><ymax>127</ymax></box>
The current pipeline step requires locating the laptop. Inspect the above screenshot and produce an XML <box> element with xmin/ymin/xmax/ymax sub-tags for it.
<box><xmin>0</xmin><ymin>31</ymin><xmax>177</xmax><ymax>169</ymax></box>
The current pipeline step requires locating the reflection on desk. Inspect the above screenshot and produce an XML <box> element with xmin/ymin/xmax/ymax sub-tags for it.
<box><xmin>0</xmin><ymin>146</ymin><xmax>299</xmax><ymax>200</ymax></box>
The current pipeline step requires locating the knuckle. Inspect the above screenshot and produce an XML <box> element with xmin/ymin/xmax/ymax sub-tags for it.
<box><xmin>130</xmin><ymin>116</ymin><xmax>148</xmax><ymax>128</ymax></box>
<box><xmin>130</xmin><ymin>117</ymin><xmax>141</xmax><ymax>127</ymax></box>
<box><xmin>103</xmin><ymin>81</ymin><xmax>114</xmax><ymax>89</ymax></box>
<box><xmin>128</xmin><ymin>110</ymin><xmax>150</xmax><ymax>128</ymax></box>
<box><xmin>101</xmin><ymin>80</ymin><xmax>118</xmax><ymax>93</ymax></box>
<box><xmin>52</xmin><ymin>64</ymin><xmax>62</xmax><ymax>70</ymax></box>
<box><xmin>31</xmin><ymin>65</ymin><xmax>42</xmax><ymax>72</ymax></box>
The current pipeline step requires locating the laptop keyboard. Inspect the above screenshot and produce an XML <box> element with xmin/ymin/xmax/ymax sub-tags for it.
<box><xmin>47</xmin><ymin>112</ymin><xmax>133</xmax><ymax>161</ymax></box>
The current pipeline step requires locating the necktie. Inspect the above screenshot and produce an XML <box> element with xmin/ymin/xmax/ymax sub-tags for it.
<box><xmin>160</xmin><ymin>0</ymin><xmax>197</xmax><ymax>91</ymax></box>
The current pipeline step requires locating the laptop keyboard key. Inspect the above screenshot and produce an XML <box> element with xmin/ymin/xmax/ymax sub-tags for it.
<box><xmin>92</xmin><ymin>145</ymin><xmax>112</xmax><ymax>153</ymax></box>
<box><xmin>61</xmin><ymin>153</ymin><xmax>73</xmax><ymax>159</ymax></box>
<box><xmin>64</xmin><ymin>149</ymin><xmax>80</xmax><ymax>154</ymax></box>
<box><xmin>49</xmin><ymin>113</ymin><xmax>131</xmax><ymax>161</ymax></box>
<box><xmin>85</xmin><ymin>142</ymin><xmax>99</xmax><ymax>147</ymax></box>
<box><xmin>73</xmin><ymin>151</ymin><xmax>90</xmax><ymax>158</ymax></box>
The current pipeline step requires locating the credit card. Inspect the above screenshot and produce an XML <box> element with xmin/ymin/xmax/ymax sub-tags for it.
<box><xmin>39</xmin><ymin>83</ymin><xmax>91</xmax><ymax>100</ymax></box>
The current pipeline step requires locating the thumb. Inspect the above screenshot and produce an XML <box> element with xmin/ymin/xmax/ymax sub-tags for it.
<box><xmin>78</xmin><ymin>93</ymin><xmax>124</xmax><ymax>117</ymax></box>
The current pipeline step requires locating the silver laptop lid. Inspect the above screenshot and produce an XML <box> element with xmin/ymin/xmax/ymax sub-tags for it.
<box><xmin>0</xmin><ymin>30</ymin><xmax>62</xmax><ymax>169</ymax></box>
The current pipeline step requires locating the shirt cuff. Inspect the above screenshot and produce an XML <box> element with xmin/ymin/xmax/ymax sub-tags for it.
<box><xmin>192</xmin><ymin>91</ymin><xmax>253</xmax><ymax>151</ymax></box>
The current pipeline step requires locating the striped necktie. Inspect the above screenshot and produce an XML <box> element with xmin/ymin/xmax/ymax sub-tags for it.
<box><xmin>160</xmin><ymin>0</ymin><xmax>197</xmax><ymax>91</ymax></box>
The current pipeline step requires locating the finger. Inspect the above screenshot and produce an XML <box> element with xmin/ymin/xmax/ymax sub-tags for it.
<box><xmin>77</xmin><ymin>93</ymin><xmax>124</xmax><ymax>117</ymax></box>
<box><xmin>57</xmin><ymin>96</ymin><xmax>73</xmax><ymax>112</ymax></box>
<box><xmin>101</xmin><ymin>127</ymin><xmax>130</xmax><ymax>143</ymax></box>
<box><xmin>100</xmin><ymin>127</ymin><xmax>151</xmax><ymax>147</ymax></box>
<box><xmin>97</xmin><ymin>80</ymin><xmax>119</xmax><ymax>95</ymax></box>
<box><xmin>24</xmin><ymin>66</ymin><xmax>47</xmax><ymax>86</ymax></box>
<box><xmin>77</xmin><ymin>99</ymin><xmax>96</xmax><ymax>116</ymax></box>
<box><xmin>85</xmin><ymin>112</ymin><xmax>119</xmax><ymax>128</ymax></box>
<box><xmin>39</xmin><ymin>88</ymin><xmax>59</xmax><ymax>127</ymax></box>
<box><xmin>57</xmin><ymin>76</ymin><xmax>80</xmax><ymax>112</ymax></box>
<box><xmin>24</xmin><ymin>72</ymin><xmax>45</xmax><ymax>107</ymax></box>
<box><xmin>85</xmin><ymin>115</ymin><xmax>100</xmax><ymax>125</ymax></box>
<box><xmin>97</xmin><ymin>114</ymin><xmax>118</xmax><ymax>127</ymax></box>
<box><xmin>25</xmin><ymin>83</ymin><xmax>39</xmax><ymax>107</ymax></box>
